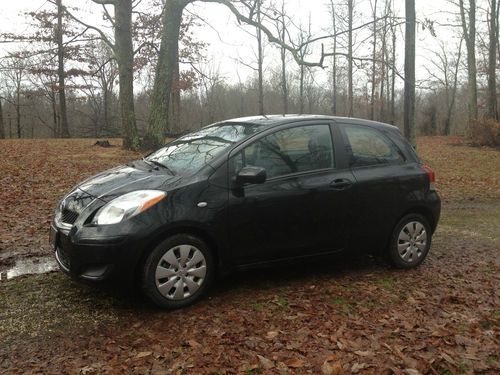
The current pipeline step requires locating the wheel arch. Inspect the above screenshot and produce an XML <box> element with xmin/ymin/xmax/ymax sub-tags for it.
<box><xmin>400</xmin><ymin>205</ymin><xmax>437</xmax><ymax>233</ymax></box>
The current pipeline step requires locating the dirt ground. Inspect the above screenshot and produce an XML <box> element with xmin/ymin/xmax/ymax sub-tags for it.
<box><xmin>0</xmin><ymin>137</ymin><xmax>499</xmax><ymax>374</ymax></box>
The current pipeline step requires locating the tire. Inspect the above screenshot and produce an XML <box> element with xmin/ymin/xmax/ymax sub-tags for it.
<box><xmin>142</xmin><ymin>234</ymin><xmax>214</xmax><ymax>309</ymax></box>
<box><xmin>388</xmin><ymin>214</ymin><xmax>432</xmax><ymax>269</ymax></box>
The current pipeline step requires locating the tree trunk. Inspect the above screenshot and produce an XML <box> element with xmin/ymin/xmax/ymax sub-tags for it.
<box><xmin>404</xmin><ymin>0</ymin><xmax>416</xmax><ymax>148</ymax></box>
<box><xmin>56</xmin><ymin>0</ymin><xmax>70</xmax><ymax>138</ymax></box>
<box><xmin>170</xmin><ymin>45</ymin><xmax>181</xmax><ymax>133</ymax></box>
<box><xmin>280</xmin><ymin>4</ymin><xmax>288</xmax><ymax>115</ymax></box>
<box><xmin>115</xmin><ymin>0</ymin><xmax>139</xmax><ymax>150</ymax></box>
<box><xmin>487</xmin><ymin>0</ymin><xmax>498</xmax><ymax>120</ymax></box>
<box><xmin>8</xmin><ymin>115</ymin><xmax>13</xmax><ymax>138</ymax></box>
<box><xmin>347</xmin><ymin>0</ymin><xmax>354</xmax><ymax>117</ymax></box>
<box><xmin>257</xmin><ymin>0</ymin><xmax>264</xmax><ymax>116</ymax></box>
<box><xmin>330</xmin><ymin>0</ymin><xmax>337</xmax><ymax>115</ymax></box>
<box><xmin>0</xmin><ymin>99</ymin><xmax>4</xmax><ymax>139</ymax></box>
<box><xmin>16</xmin><ymin>88</ymin><xmax>21</xmax><ymax>138</ymax></box>
<box><xmin>299</xmin><ymin>65</ymin><xmax>305</xmax><ymax>114</ymax></box>
<box><xmin>147</xmin><ymin>0</ymin><xmax>185</xmax><ymax>149</ymax></box>
<box><xmin>459</xmin><ymin>0</ymin><xmax>478</xmax><ymax>124</ymax></box>
<box><xmin>444</xmin><ymin>39</ymin><xmax>462</xmax><ymax>135</ymax></box>
<box><xmin>50</xmin><ymin>91</ymin><xmax>59</xmax><ymax>137</ymax></box>
<box><xmin>370</xmin><ymin>0</ymin><xmax>378</xmax><ymax>121</ymax></box>
<box><xmin>390</xmin><ymin>11</ymin><xmax>396</xmax><ymax>125</ymax></box>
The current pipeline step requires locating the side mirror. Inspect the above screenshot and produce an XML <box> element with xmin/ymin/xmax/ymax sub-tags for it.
<box><xmin>235</xmin><ymin>166</ymin><xmax>267</xmax><ymax>185</ymax></box>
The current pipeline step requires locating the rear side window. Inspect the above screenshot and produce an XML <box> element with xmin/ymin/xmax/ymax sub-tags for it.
<box><xmin>342</xmin><ymin>125</ymin><xmax>404</xmax><ymax>167</ymax></box>
<box><xmin>231</xmin><ymin>124</ymin><xmax>334</xmax><ymax>179</ymax></box>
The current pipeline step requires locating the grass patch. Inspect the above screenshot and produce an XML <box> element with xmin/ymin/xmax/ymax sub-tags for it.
<box><xmin>376</xmin><ymin>276</ymin><xmax>395</xmax><ymax>289</ymax></box>
<box><xmin>439</xmin><ymin>202</ymin><xmax>500</xmax><ymax>243</ymax></box>
<box><xmin>0</xmin><ymin>272</ymin><xmax>137</xmax><ymax>340</ymax></box>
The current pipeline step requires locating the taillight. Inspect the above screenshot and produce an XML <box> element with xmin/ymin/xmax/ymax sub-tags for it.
<box><xmin>421</xmin><ymin>164</ymin><xmax>436</xmax><ymax>190</ymax></box>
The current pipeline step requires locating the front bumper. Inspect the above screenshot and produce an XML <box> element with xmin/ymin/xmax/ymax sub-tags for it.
<box><xmin>50</xmin><ymin>223</ymin><xmax>143</xmax><ymax>283</ymax></box>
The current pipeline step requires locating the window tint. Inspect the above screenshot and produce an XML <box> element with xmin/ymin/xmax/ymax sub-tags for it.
<box><xmin>343</xmin><ymin>125</ymin><xmax>404</xmax><ymax>167</ymax></box>
<box><xmin>231</xmin><ymin>124</ymin><xmax>334</xmax><ymax>179</ymax></box>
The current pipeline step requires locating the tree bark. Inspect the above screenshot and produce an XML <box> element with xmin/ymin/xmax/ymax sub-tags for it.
<box><xmin>257</xmin><ymin>0</ymin><xmax>264</xmax><ymax>116</ymax></box>
<box><xmin>146</xmin><ymin>0</ymin><xmax>186</xmax><ymax>149</ymax></box>
<box><xmin>115</xmin><ymin>0</ymin><xmax>139</xmax><ymax>149</ymax></box>
<box><xmin>444</xmin><ymin>39</ymin><xmax>462</xmax><ymax>135</ymax></box>
<box><xmin>487</xmin><ymin>0</ymin><xmax>498</xmax><ymax>120</ymax></box>
<box><xmin>459</xmin><ymin>0</ymin><xmax>478</xmax><ymax>124</ymax></box>
<box><xmin>347</xmin><ymin>0</ymin><xmax>354</xmax><ymax>117</ymax></box>
<box><xmin>404</xmin><ymin>0</ymin><xmax>416</xmax><ymax>148</ymax></box>
<box><xmin>390</xmin><ymin>9</ymin><xmax>396</xmax><ymax>125</ymax></box>
<box><xmin>16</xmin><ymin>85</ymin><xmax>21</xmax><ymax>138</ymax></box>
<box><xmin>330</xmin><ymin>0</ymin><xmax>337</xmax><ymax>115</ymax></box>
<box><xmin>56</xmin><ymin>0</ymin><xmax>70</xmax><ymax>138</ymax></box>
<box><xmin>170</xmin><ymin>45</ymin><xmax>181</xmax><ymax>133</ymax></box>
<box><xmin>0</xmin><ymin>99</ymin><xmax>4</xmax><ymax>139</ymax></box>
<box><xmin>280</xmin><ymin>2</ymin><xmax>288</xmax><ymax>114</ymax></box>
<box><xmin>370</xmin><ymin>0</ymin><xmax>378</xmax><ymax>121</ymax></box>
<box><xmin>299</xmin><ymin>65</ymin><xmax>305</xmax><ymax>114</ymax></box>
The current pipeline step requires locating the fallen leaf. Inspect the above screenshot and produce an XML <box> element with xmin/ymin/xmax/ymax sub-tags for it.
<box><xmin>321</xmin><ymin>360</ymin><xmax>343</xmax><ymax>375</ymax></box>
<box><xmin>257</xmin><ymin>354</ymin><xmax>274</xmax><ymax>369</ymax></box>
<box><xmin>136</xmin><ymin>351</ymin><xmax>152</xmax><ymax>358</ymax></box>
<box><xmin>265</xmin><ymin>331</ymin><xmax>279</xmax><ymax>340</ymax></box>
<box><xmin>284</xmin><ymin>358</ymin><xmax>305</xmax><ymax>368</ymax></box>
<box><xmin>187</xmin><ymin>339</ymin><xmax>201</xmax><ymax>348</ymax></box>
<box><xmin>403</xmin><ymin>369</ymin><xmax>421</xmax><ymax>375</ymax></box>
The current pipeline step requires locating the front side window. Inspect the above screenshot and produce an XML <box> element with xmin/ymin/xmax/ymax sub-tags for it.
<box><xmin>343</xmin><ymin>125</ymin><xmax>404</xmax><ymax>167</ymax></box>
<box><xmin>231</xmin><ymin>124</ymin><xmax>334</xmax><ymax>179</ymax></box>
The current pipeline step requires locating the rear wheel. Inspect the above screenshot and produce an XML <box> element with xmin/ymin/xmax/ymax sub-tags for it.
<box><xmin>388</xmin><ymin>214</ymin><xmax>432</xmax><ymax>268</ymax></box>
<box><xmin>142</xmin><ymin>234</ymin><xmax>214</xmax><ymax>309</ymax></box>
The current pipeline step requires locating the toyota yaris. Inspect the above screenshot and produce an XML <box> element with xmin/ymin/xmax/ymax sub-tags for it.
<box><xmin>50</xmin><ymin>115</ymin><xmax>440</xmax><ymax>309</ymax></box>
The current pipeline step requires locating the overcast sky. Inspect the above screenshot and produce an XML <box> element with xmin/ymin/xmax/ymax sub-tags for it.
<box><xmin>0</xmin><ymin>0</ymin><xmax>464</xmax><ymax>86</ymax></box>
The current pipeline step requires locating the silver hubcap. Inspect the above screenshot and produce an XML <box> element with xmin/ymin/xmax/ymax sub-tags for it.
<box><xmin>155</xmin><ymin>245</ymin><xmax>207</xmax><ymax>300</ymax></box>
<box><xmin>397</xmin><ymin>221</ymin><xmax>427</xmax><ymax>262</ymax></box>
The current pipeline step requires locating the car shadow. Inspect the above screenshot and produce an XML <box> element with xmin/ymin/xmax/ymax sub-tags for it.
<box><xmin>210</xmin><ymin>251</ymin><xmax>389</xmax><ymax>299</ymax></box>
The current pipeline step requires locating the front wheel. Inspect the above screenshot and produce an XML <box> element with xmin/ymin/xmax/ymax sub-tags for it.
<box><xmin>388</xmin><ymin>214</ymin><xmax>432</xmax><ymax>269</ymax></box>
<box><xmin>142</xmin><ymin>234</ymin><xmax>214</xmax><ymax>309</ymax></box>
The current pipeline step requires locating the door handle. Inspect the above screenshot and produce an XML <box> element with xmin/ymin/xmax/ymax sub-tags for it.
<box><xmin>330</xmin><ymin>178</ymin><xmax>353</xmax><ymax>190</ymax></box>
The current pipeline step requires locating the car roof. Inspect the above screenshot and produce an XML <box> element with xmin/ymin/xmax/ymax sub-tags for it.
<box><xmin>220</xmin><ymin>114</ymin><xmax>400</xmax><ymax>132</ymax></box>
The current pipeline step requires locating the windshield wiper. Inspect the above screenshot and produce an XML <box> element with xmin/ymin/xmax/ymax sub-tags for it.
<box><xmin>143</xmin><ymin>158</ymin><xmax>176</xmax><ymax>175</ymax></box>
<box><xmin>173</xmin><ymin>135</ymin><xmax>234</xmax><ymax>145</ymax></box>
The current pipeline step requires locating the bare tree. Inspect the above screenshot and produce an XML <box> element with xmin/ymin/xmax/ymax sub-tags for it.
<box><xmin>1</xmin><ymin>54</ymin><xmax>28</xmax><ymax>138</ymax></box>
<box><xmin>328</xmin><ymin>0</ymin><xmax>338</xmax><ymax>115</ymax></box>
<box><xmin>487</xmin><ymin>0</ymin><xmax>498</xmax><ymax>119</ymax></box>
<box><xmin>424</xmin><ymin>39</ymin><xmax>463</xmax><ymax>135</ymax></box>
<box><xmin>272</xmin><ymin>0</ymin><xmax>289</xmax><ymax>114</ymax></box>
<box><xmin>390</xmin><ymin>0</ymin><xmax>397</xmax><ymax>124</ymax></box>
<box><xmin>347</xmin><ymin>0</ymin><xmax>354</xmax><ymax>116</ymax></box>
<box><xmin>404</xmin><ymin>0</ymin><xmax>416</xmax><ymax>147</ymax></box>
<box><xmin>370</xmin><ymin>0</ymin><xmax>378</xmax><ymax>120</ymax></box>
<box><xmin>458</xmin><ymin>0</ymin><xmax>478</xmax><ymax>123</ymax></box>
<box><xmin>0</xmin><ymin>99</ymin><xmax>4</xmax><ymax>139</ymax></box>
<box><xmin>64</xmin><ymin>0</ymin><xmax>140</xmax><ymax>149</ymax></box>
<box><xmin>56</xmin><ymin>0</ymin><xmax>70</xmax><ymax>137</ymax></box>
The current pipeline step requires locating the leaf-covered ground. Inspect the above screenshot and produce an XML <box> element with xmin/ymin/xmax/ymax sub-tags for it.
<box><xmin>0</xmin><ymin>137</ymin><xmax>499</xmax><ymax>374</ymax></box>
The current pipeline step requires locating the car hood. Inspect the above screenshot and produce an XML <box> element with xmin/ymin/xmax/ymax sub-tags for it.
<box><xmin>76</xmin><ymin>163</ymin><xmax>180</xmax><ymax>202</ymax></box>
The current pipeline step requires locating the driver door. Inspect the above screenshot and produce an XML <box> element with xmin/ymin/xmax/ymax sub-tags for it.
<box><xmin>227</xmin><ymin>122</ymin><xmax>355</xmax><ymax>266</ymax></box>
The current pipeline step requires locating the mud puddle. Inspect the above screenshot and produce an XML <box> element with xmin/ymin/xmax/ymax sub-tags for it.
<box><xmin>0</xmin><ymin>256</ymin><xmax>58</xmax><ymax>281</ymax></box>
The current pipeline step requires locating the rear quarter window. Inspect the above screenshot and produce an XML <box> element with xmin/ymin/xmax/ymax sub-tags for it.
<box><xmin>342</xmin><ymin>125</ymin><xmax>404</xmax><ymax>167</ymax></box>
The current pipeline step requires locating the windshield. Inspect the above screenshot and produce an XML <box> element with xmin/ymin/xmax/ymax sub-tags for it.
<box><xmin>146</xmin><ymin>123</ymin><xmax>261</xmax><ymax>175</ymax></box>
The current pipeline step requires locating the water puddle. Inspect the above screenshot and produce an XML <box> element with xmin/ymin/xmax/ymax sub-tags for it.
<box><xmin>0</xmin><ymin>256</ymin><xmax>58</xmax><ymax>281</ymax></box>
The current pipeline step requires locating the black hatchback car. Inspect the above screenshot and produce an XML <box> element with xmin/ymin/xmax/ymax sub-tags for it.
<box><xmin>50</xmin><ymin>115</ymin><xmax>440</xmax><ymax>308</ymax></box>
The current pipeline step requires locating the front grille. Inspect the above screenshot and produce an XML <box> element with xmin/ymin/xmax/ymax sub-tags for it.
<box><xmin>56</xmin><ymin>247</ymin><xmax>70</xmax><ymax>271</ymax></box>
<box><xmin>62</xmin><ymin>209</ymin><xmax>79</xmax><ymax>225</ymax></box>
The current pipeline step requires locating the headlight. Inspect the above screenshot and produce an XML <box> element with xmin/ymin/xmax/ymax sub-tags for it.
<box><xmin>93</xmin><ymin>190</ymin><xmax>166</xmax><ymax>225</ymax></box>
